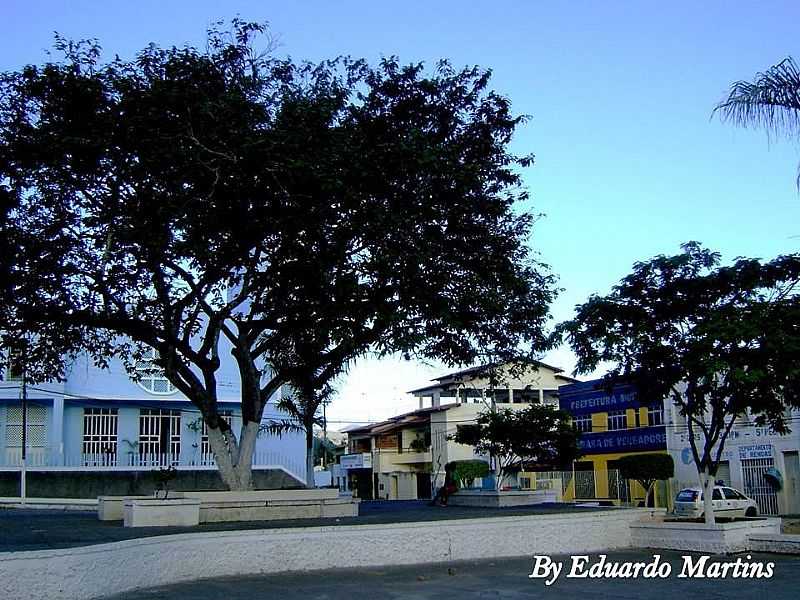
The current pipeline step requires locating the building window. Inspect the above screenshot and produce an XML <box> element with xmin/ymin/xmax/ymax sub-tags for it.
<box><xmin>607</xmin><ymin>410</ymin><xmax>627</xmax><ymax>431</ymax></box>
<box><xmin>82</xmin><ymin>408</ymin><xmax>118</xmax><ymax>465</ymax></box>
<box><xmin>648</xmin><ymin>405</ymin><xmax>664</xmax><ymax>427</ymax></box>
<box><xmin>139</xmin><ymin>409</ymin><xmax>181</xmax><ymax>464</ymax></box>
<box><xmin>200</xmin><ymin>411</ymin><xmax>232</xmax><ymax>464</ymax></box>
<box><xmin>3</xmin><ymin>353</ymin><xmax>24</xmax><ymax>381</ymax></box>
<box><xmin>5</xmin><ymin>405</ymin><xmax>47</xmax><ymax>447</ymax></box>
<box><xmin>134</xmin><ymin>347</ymin><xmax>176</xmax><ymax>395</ymax></box>
<box><xmin>573</xmin><ymin>414</ymin><xmax>592</xmax><ymax>433</ymax></box>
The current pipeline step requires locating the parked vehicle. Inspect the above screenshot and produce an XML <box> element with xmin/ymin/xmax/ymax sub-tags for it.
<box><xmin>673</xmin><ymin>486</ymin><xmax>759</xmax><ymax>518</ymax></box>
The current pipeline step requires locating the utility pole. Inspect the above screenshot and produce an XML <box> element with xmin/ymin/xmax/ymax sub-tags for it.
<box><xmin>20</xmin><ymin>366</ymin><xmax>28</xmax><ymax>504</ymax></box>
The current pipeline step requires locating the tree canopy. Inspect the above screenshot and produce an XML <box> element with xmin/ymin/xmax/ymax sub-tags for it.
<box><xmin>452</xmin><ymin>404</ymin><xmax>580</xmax><ymax>488</ymax></box>
<box><xmin>559</xmin><ymin>242</ymin><xmax>800</xmax><ymax>522</ymax></box>
<box><xmin>0</xmin><ymin>21</ymin><xmax>556</xmax><ymax>489</ymax></box>
<box><xmin>616</xmin><ymin>454</ymin><xmax>674</xmax><ymax>507</ymax></box>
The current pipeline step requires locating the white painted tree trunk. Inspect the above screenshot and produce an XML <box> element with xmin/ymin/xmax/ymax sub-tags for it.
<box><xmin>206</xmin><ymin>421</ymin><xmax>259</xmax><ymax>491</ymax></box>
<box><xmin>494</xmin><ymin>463</ymin><xmax>504</xmax><ymax>491</ymax></box>
<box><xmin>305</xmin><ymin>429</ymin><xmax>315</xmax><ymax>489</ymax></box>
<box><xmin>701</xmin><ymin>467</ymin><xmax>716</xmax><ymax>525</ymax></box>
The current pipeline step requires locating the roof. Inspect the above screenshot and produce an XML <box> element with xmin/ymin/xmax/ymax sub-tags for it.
<box><xmin>408</xmin><ymin>359</ymin><xmax>570</xmax><ymax>394</ymax></box>
<box><xmin>343</xmin><ymin>403</ymin><xmax>459</xmax><ymax>437</ymax></box>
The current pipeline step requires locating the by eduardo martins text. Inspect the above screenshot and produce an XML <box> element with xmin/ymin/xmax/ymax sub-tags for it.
<box><xmin>529</xmin><ymin>554</ymin><xmax>775</xmax><ymax>586</ymax></box>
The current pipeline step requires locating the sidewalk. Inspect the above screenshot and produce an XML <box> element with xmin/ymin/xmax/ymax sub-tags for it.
<box><xmin>0</xmin><ymin>500</ymin><xmax>604</xmax><ymax>552</ymax></box>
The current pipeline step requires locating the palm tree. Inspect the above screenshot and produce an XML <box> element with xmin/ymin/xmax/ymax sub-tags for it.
<box><xmin>713</xmin><ymin>57</ymin><xmax>800</xmax><ymax>185</ymax></box>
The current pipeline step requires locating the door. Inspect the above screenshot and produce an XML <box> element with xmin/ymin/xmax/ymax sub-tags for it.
<box><xmin>785</xmin><ymin>451</ymin><xmax>800</xmax><ymax>514</ymax></box>
<box><xmin>742</xmin><ymin>457</ymin><xmax>780</xmax><ymax>515</ymax></box>
<box><xmin>573</xmin><ymin>461</ymin><xmax>596</xmax><ymax>499</ymax></box>
<box><xmin>701</xmin><ymin>487</ymin><xmax>728</xmax><ymax>515</ymax></box>
<box><xmin>390</xmin><ymin>475</ymin><xmax>399</xmax><ymax>500</ymax></box>
<box><xmin>416</xmin><ymin>472</ymin><xmax>432</xmax><ymax>500</ymax></box>
<box><xmin>722</xmin><ymin>487</ymin><xmax>745</xmax><ymax>516</ymax></box>
<box><xmin>715</xmin><ymin>461</ymin><xmax>731</xmax><ymax>486</ymax></box>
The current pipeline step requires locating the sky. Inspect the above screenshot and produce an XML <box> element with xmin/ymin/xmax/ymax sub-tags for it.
<box><xmin>3</xmin><ymin>1</ymin><xmax>799</xmax><ymax>428</ymax></box>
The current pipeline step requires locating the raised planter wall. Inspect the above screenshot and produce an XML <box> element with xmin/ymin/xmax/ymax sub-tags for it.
<box><xmin>100</xmin><ymin>489</ymin><xmax>351</xmax><ymax>523</ymax></box>
<box><xmin>123</xmin><ymin>498</ymin><xmax>201</xmax><ymax>528</ymax></box>
<box><xmin>630</xmin><ymin>518</ymin><xmax>781</xmax><ymax>553</ymax></box>
<box><xmin>0</xmin><ymin>508</ymin><xmax>650</xmax><ymax>600</ymax></box>
<box><xmin>747</xmin><ymin>533</ymin><xmax>800</xmax><ymax>555</ymax></box>
<box><xmin>448</xmin><ymin>489</ymin><xmax>558</xmax><ymax>508</ymax></box>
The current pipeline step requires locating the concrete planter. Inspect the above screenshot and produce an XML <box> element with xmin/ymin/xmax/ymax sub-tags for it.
<box><xmin>200</xmin><ymin>497</ymin><xmax>359</xmax><ymax>523</ymax></box>
<box><xmin>448</xmin><ymin>489</ymin><xmax>558</xmax><ymax>508</ymax></box>
<box><xmin>630</xmin><ymin>517</ymin><xmax>781</xmax><ymax>553</ymax></box>
<box><xmin>107</xmin><ymin>489</ymin><xmax>357</xmax><ymax>524</ymax></box>
<box><xmin>123</xmin><ymin>498</ymin><xmax>201</xmax><ymax>528</ymax></box>
<box><xmin>98</xmin><ymin>493</ymin><xmax>184</xmax><ymax>521</ymax></box>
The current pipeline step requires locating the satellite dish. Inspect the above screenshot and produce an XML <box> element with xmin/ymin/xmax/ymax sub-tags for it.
<box><xmin>764</xmin><ymin>468</ymin><xmax>783</xmax><ymax>491</ymax></box>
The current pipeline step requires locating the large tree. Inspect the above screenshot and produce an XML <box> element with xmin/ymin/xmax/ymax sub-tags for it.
<box><xmin>0</xmin><ymin>22</ymin><xmax>556</xmax><ymax>490</ymax></box>
<box><xmin>452</xmin><ymin>404</ymin><xmax>580</xmax><ymax>489</ymax></box>
<box><xmin>713</xmin><ymin>56</ymin><xmax>800</xmax><ymax>185</ymax></box>
<box><xmin>560</xmin><ymin>243</ymin><xmax>800</xmax><ymax>523</ymax></box>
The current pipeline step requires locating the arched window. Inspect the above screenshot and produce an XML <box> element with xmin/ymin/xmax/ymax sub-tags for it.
<box><xmin>134</xmin><ymin>347</ymin><xmax>176</xmax><ymax>395</ymax></box>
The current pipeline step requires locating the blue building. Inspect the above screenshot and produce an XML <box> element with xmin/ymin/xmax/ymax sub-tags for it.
<box><xmin>558</xmin><ymin>378</ymin><xmax>667</xmax><ymax>503</ymax></box>
<box><xmin>0</xmin><ymin>347</ymin><xmax>306</xmax><ymax>496</ymax></box>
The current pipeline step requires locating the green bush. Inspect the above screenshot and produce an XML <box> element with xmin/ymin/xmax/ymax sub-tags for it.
<box><xmin>448</xmin><ymin>459</ymin><xmax>491</xmax><ymax>488</ymax></box>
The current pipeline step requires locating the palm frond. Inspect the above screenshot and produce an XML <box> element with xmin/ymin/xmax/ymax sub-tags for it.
<box><xmin>259</xmin><ymin>418</ymin><xmax>305</xmax><ymax>438</ymax></box>
<box><xmin>713</xmin><ymin>57</ymin><xmax>800</xmax><ymax>139</ymax></box>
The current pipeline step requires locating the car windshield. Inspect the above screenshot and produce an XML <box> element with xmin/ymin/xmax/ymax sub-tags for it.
<box><xmin>676</xmin><ymin>490</ymin><xmax>698</xmax><ymax>502</ymax></box>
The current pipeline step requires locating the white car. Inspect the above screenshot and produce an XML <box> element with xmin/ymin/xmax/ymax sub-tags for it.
<box><xmin>673</xmin><ymin>486</ymin><xmax>759</xmax><ymax>518</ymax></box>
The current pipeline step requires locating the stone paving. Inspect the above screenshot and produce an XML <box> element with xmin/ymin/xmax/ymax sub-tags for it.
<box><xmin>104</xmin><ymin>550</ymin><xmax>800</xmax><ymax>600</ymax></box>
<box><xmin>0</xmin><ymin>500</ymin><xmax>604</xmax><ymax>552</ymax></box>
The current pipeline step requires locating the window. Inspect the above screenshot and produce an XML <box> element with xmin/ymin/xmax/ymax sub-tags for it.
<box><xmin>5</xmin><ymin>405</ymin><xmax>47</xmax><ymax>447</ymax></box>
<box><xmin>200</xmin><ymin>411</ymin><xmax>233</xmax><ymax>462</ymax></box>
<box><xmin>607</xmin><ymin>410</ymin><xmax>627</xmax><ymax>431</ymax></box>
<box><xmin>573</xmin><ymin>414</ymin><xmax>592</xmax><ymax>433</ymax></box>
<box><xmin>3</xmin><ymin>354</ymin><xmax>24</xmax><ymax>381</ymax></box>
<box><xmin>82</xmin><ymin>408</ymin><xmax>118</xmax><ymax>464</ymax></box>
<box><xmin>139</xmin><ymin>409</ymin><xmax>181</xmax><ymax>464</ymax></box>
<box><xmin>723</xmin><ymin>488</ymin><xmax>746</xmax><ymax>500</ymax></box>
<box><xmin>134</xmin><ymin>347</ymin><xmax>176</xmax><ymax>395</ymax></box>
<box><xmin>647</xmin><ymin>405</ymin><xmax>664</xmax><ymax>427</ymax></box>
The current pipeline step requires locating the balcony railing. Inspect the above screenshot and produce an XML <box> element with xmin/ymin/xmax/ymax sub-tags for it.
<box><xmin>0</xmin><ymin>448</ymin><xmax>305</xmax><ymax>482</ymax></box>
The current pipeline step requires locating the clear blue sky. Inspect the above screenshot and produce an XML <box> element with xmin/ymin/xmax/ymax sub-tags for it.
<box><xmin>3</xmin><ymin>1</ymin><xmax>799</xmax><ymax>424</ymax></box>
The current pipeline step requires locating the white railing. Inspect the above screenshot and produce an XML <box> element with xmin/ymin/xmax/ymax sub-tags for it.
<box><xmin>1</xmin><ymin>448</ymin><xmax>306</xmax><ymax>481</ymax></box>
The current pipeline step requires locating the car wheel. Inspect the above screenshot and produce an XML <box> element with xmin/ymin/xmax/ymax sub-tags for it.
<box><xmin>745</xmin><ymin>507</ymin><xmax>757</xmax><ymax>517</ymax></box>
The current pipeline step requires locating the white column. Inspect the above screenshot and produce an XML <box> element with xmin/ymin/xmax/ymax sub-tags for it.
<box><xmin>51</xmin><ymin>398</ymin><xmax>64</xmax><ymax>465</ymax></box>
<box><xmin>508</xmin><ymin>386</ymin><xmax>513</xmax><ymax>404</ymax></box>
<box><xmin>539</xmin><ymin>389</ymin><xmax>544</xmax><ymax>405</ymax></box>
<box><xmin>432</xmin><ymin>391</ymin><xmax>441</xmax><ymax>409</ymax></box>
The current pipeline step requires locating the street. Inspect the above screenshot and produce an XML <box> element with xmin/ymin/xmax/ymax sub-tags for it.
<box><xmin>105</xmin><ymin>550</ymin><xmax>800</xmax><ymax>600</ymax></box>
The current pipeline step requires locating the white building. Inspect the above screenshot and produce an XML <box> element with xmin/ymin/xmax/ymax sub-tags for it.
<box><xmin>338</xmin><ymin>360</ymin><xmax>576</xmax><ymax>499</ymax></box>
<box><xmin>666</xmin><ymin>402</ymin><xmax>800</xmax><ymax>515</ymax></box>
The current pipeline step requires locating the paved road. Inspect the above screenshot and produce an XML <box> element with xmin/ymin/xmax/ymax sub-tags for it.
<box><xmin>104</xmin><ymin>551</ymin><xmax>800</xmax><ymax>600</ymax></box>
<box><xmin>0</xmin><ymin>501</ymin><xmax>603</xmax><ymax>552</ymax></box>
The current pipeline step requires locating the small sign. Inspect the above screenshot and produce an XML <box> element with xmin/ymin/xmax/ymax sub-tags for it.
<box><xmin>738</xmin><ymin>444</ymin><xmax>773</xmax><ymax>460</ymax></box>
<box><xmin>339</xmin><ymin>452</ymin><xmax>372</xmax><ymax>469</ymax></box>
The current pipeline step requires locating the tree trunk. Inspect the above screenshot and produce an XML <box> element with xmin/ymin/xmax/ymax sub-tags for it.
<box><xmin>305</xmin><ymin>427</ymin><xmax>315</xmax><ymax>489</ymax></box>
<box><xmin>700</xmin><ymin>466</ymin><xmax>716</xmax><ymax>525</ymax></box>
<box><xmin>494</xmin><ymin>462</ymin><xmax>504</xmax><ymax>490</ymax></box>
<box><xmin>206</xmin><ymin>422</ymin><xmax>258</xmax><ymax>491</ymax></box>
